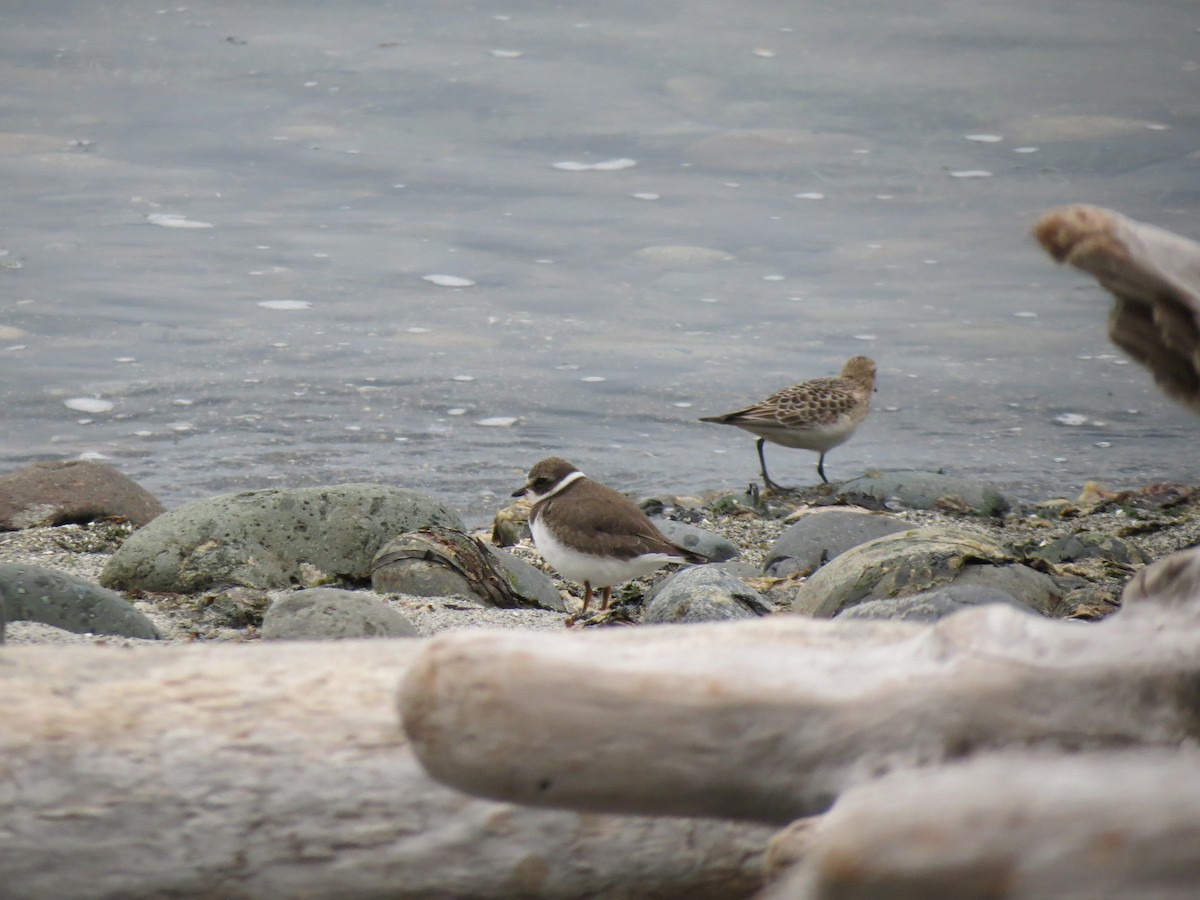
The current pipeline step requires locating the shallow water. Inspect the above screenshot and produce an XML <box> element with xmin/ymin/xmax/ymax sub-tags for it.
<box><xmin>2</xmin><ymin>1</ymin><xmax>1198</xmax><ymax>526</ymax></box>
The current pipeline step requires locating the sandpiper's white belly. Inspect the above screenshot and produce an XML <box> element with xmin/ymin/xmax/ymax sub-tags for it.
<box><xmin>531</xmin><ymin>517</ymin><xmax>678</xmax><ymax>588</ymax></box>
<box><xmin>752</xmin><ymin>414</ymin><xmax>859</xmax><ymax>452</ymax></box>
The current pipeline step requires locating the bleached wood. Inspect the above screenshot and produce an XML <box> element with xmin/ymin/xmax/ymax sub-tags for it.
<box><xmin>1035</xmin><ymin>204</ymin><xmax>1200</xmax><ymax>410</ymax></box>
<box><xmin>399</xmin><ymin>595</ymin><xmax>1200</xmax><ymax>824</ymax></box>
<box><xmin>767</xmin><ymin>749</ymin><xmax>1200</xmax><ymax>899</ymax></box>
<box><xmin>0</xmin><ymin>640</ymin><xmax>772</xmax><ymax>898</ymax></box>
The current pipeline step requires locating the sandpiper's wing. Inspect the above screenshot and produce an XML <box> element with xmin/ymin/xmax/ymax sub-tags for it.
<box><xmin>703</xmin><ymin>377</ymin><xmax>855</xmax><ymax>429</ymax></box>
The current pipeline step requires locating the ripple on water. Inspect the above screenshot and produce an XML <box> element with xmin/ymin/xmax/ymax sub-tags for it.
<box><xmin>64</xmin><ymin>398</ymin><xmax>114</xmax><ymax>413</ymax></box>
<box><xmin>422</xmin><ymin>274</ymin><xmax>475</xmax><ymax>287</ymax></box>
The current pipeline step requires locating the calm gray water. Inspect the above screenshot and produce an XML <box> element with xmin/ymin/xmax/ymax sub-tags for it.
<box><xmin>2</xmin><ymin>1</ymin><xmax>1198</xmax><ymax>525</ymax></box>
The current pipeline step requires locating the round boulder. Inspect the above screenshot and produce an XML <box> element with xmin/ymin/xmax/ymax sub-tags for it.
<box><xmin>100</xmin><ymin>484</ymin><xmax>464</xmax><ymax>593</ymax></box>
<box><xmin>652</xmin><ymin>519</ymin><xmax>739</xmax><ymax>563</ymax></box>
<box><xmin>764</xmin><ymin>508</ymin><xmax>910</xmax><ymax>577</ymax></box>
<box><xmin>0</xmin><ymin>562</ymin><xmax>160</xmax><ymax>639</ymax></box>
<box><xmin>644</xmin><ymin>566</ymin><xmax>771</xmax><ymax>624</ymax></box>
<box><xmin>262</xmin><ymin>588</ymin><xmax>418</xmax><ymax>641</ymax></box>
<box><xmin>0</xmin><ymin>460</ymin><xmax>165</xmax><ymax>530</ymax></box>
<box><xmin>789</xmin><ymin>526</ymin><xmax>1060</xmax><ymax>618</ymax></box>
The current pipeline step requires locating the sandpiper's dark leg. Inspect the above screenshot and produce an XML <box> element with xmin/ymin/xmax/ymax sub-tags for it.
<box><xmin>756</xmin><ymin>438</ymin><xmax>786</xmax><ymax>491</ymax></box>
<box><xmin>817</xmin><ymin>451</ymin><xmax>829</xmax><ymax>484</ymax></box>
<box><xmin>600</xmin><ymin>586</ymin><xmax>612</xmax><ymax>610</ymax></box>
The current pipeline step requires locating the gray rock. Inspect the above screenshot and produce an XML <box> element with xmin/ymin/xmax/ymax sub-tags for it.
<box><xmin>644</xmin><ymin>566</ymin><xmax>771</xmax><ymax>624</ymax></box>
<box><xmin>0</xmin><ymin>585</ymin><xmax>5</xmax><ymax>643</ymax></box>
<box><xmin>1029</xmin><ymin>531</ymin><xmax>1150</xmax><ymax>566</ymax></box>
<box><xmin>949</xmin><ymin>563</ymin><xmax>1064</xmax><ymax>614</ymax></box>
<box><xmin>371</xmin><ymin>529</ymin><xmax>567</xmax><ymax>612</ymax></box>
<box><xmin>0</xmin><ymin>563</ymin><xmax>160</xmax><ymax>639</ymax></box>
<box><xmin>653</xmin><ymin>519</ymin><xmax>740</xmax><ymax>563</ymax></box>
<box><xmin>764</xmin><ymin>509</ymin><xmax>911</xmax><ymax>577</ymax></box>
<box><xmin>790</xmin><ymin>526</ymin><xmax>1060</xmax><ymax>618</ymax></box>
<box><xmin>196</xmin><ymin>587</ymin><xmax>272</xmax><ymax>629</ymax></box>
<box><xmin>375</xmin><ymin>557</ymin><xmax>483</xmax><ymax>602</ymax></box>
<box><xmin>100</xmin><ymin>484</ymin><xmax>464</xmax><ymax>593</ymax></box>
<box><xmin>836</xmin><ymin>585</ymin><xmax>1032</xmax><ymax>622</ymax></box>
<box><xmin>712</xmin><ymin>560</ymin><xmax>763</xmax><ymax>581</ymax></box>
<box><xmin>493</xmin><ymin>549</ymin><xmax>568</xmax><ymax>612</ymax></box>
<box><xmin>838</xmin><ymin>471</ymin><xmax>1011</xmax><ymax>517</ymax></box>
<box><xmin>262</xmin><ymin>588</ymin><xmax>418</xmax><ymax>641</ymax></box>
<box><xmin>0</xmin><ymin>460</ymin><xmax>165</xmax><ymax>530</ymax></box>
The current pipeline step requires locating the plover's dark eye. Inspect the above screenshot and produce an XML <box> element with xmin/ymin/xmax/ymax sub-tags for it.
<box><xmin>533</xmin><ymin>477</ymin><xmax>550</xmax><ymax>488</ymax></box>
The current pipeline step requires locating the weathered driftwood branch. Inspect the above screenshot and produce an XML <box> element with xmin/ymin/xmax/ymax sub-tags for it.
<box><xmin>399</xmin><ymin>579</ymin><xmax>1200</xmax><ymax>825</ymax></box>
<box><xmin>0</xmin><ymin>641</ymin><xmax>773</xmax><ymax>898</ymax></box>
<box><xmin>766</xmin><ymin>749</ymin><xmax>1200</xmax><ymax>899</ymax></box>
<box><xmin>1035</xmin><ymin>204</ymin><xmax>1200</xmax><ymax>410</ymax></box>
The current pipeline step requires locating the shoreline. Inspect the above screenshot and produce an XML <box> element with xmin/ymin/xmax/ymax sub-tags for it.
<box><xmin>3</xmin><ymin>471</ymin><xmax>1200</xmax><ymax>648</ymax></box>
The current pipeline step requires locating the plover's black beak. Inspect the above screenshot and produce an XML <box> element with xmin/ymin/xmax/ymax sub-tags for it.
<box><xmin>511</xmin><ymin>485</ymin><xmax>528</xmax><ymax>498</ymax></box>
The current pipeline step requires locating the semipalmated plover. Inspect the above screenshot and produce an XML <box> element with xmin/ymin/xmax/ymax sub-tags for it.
<box><xmin>512</xmin><ymin>457</ymin><xmax>707</xmax><ymax>613</ymax></box>
<box><xmin>700</xmin><ymin>355</ymin><xmax>877</xmax><ymax>489</ymax></box>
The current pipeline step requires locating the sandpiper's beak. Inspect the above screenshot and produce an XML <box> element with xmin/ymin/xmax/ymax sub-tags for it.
<box><xmin>511</xmin><ymin>483</ymin><xmax>528</xmax><ymax>498</ymax></box>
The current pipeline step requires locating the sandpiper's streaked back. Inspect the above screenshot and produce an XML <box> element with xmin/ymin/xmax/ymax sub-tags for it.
<box><xmin>700</xmin><ymin>355</ymin><xmax>876</xmax><ymax>489</ymax></box>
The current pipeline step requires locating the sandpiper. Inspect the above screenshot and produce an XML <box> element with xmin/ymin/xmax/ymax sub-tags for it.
<box><xmin>700</xmin><ymin>355</ymin><xmax>877</xmax><ymax>489</ymax></box>
<box><xmin>512</xmin><ymin>457</ymin><xmax>707</xmax><ymax>613</ymax></box>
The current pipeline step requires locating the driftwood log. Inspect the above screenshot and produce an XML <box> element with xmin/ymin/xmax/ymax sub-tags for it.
<box><xmin>764</xmin><ymin>749</ymin><xmax>1200</xmax><ymax>899</ymax></box>
<box><xmin>0</xmin><ymin>640</ymin><xmax>773</xmax><ymax>898</ymax></box>
<box><xmin>399</xmin><ymin>548</ymin><xmax>1200</xmax><ymax>893</ymax></box>
<box><xmin>1035</xmin><ymin>204</ymin><xmax>1200</xmax><ymax>411</ymax></box>
<box><xmin>400</xmin><ymin>591</ymin><xmax>1200</xmax><ymax>823</ymax></box>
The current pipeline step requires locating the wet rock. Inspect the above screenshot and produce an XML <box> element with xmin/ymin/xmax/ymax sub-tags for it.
<box><xmin>0</xmin><ymin>562</ymin><xmax>160</xmax><ymax>638</ymax></box>
<box><xmin>644</xmin><ymin>566</ymin><xmax>771</xmax><ymax>624</ymax></box>
<box><xmin>262</xmin><ymin>588</ymin><xmax>418</xmax><ymax>641</ymax></box>
<box><xmin>0</xmin><ymin>587</ymin><xmax>5</xmax><ymax>643</ymax></box>
<box><xmin>836</xmin><ymin>584</ymin><xmax>1032</xmax><ymax>622</ymax></box>
<box><xmin>0</xmin><ymin>460</ymin><xmax>165</xmax><ymax>530</ymax></box>
<box><xmin>372</xmin><ymin>527</ymin><xmax>566</xmax><ymax>612</ymax></box>
<box><xmin>838</xmin><ymin>470</ymin><xmax>1011</xmax><ymax>517</ymax></box>
<box><xmin>653</xmin><ymin>519</ymin><xmax>739</xmax><ymax>563</ymax></box>
<box><xmin>763</xmin><ymin>508</ymin><xmax>910</xmax><ymax>577</ymax></box>
<box><xmin>789</xmin><ymin>526</ymin><xmax>1059</xmax><ymax>618</ymax></box>
<box><xmin>100</xmin><ymin>484</ymin><xmax>463</xmax><ymax>593</ymax></box>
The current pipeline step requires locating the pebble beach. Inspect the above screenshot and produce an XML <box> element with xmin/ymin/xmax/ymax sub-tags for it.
<box><xmin>3</xmin><ymin>464</ymin><xmax>1199</xmax><ymax>648</ymax></box>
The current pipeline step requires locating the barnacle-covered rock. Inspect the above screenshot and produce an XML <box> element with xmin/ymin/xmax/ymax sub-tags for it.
<box><xmin>371</xmin><ymin>526</ymin><xmax>565</xmax><ymax>612</ymax></box>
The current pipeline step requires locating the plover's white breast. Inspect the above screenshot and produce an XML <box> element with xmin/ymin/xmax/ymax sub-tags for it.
<box><xmin>531</xmin><ymin>516</ymin><xmax>680</xmax><ymax>588</ymax></box>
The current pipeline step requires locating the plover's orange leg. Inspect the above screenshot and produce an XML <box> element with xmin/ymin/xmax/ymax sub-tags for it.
<box><xmin>600</xmin><ymin>586</ymin><xmax>613</xmax><ymax>610</ymax></box>
<box><xmin>581</xmin><ymin>580</ymin><xmax>593</xmax><ymax>614</ymax></box>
